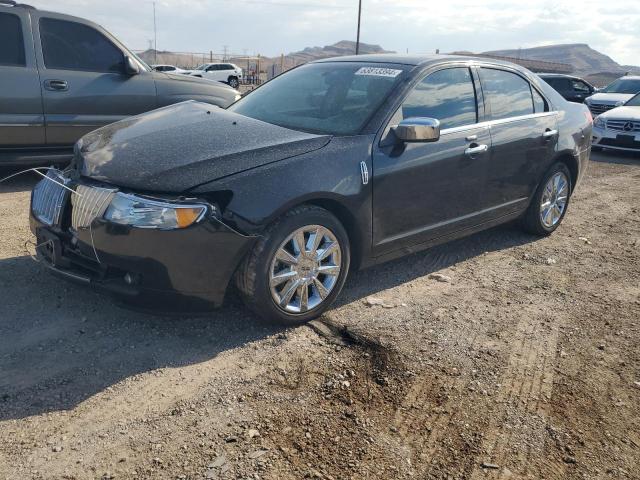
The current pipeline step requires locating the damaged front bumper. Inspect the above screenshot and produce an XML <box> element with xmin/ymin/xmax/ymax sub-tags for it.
<box><xmin>29</xmin><ymin>177</ymin><xmax>256</xmax><ymax>313</ymax></box>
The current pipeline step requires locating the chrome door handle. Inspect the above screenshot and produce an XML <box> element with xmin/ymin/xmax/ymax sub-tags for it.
<box><xmin>464</xmin><ymin>144</ymin><xmax>489</xmax><ymax>156</ymax></box>
<box><xmin>542</xmin><ymin>129</ymin><xmax>558</xmax><ymax>138</ymax></box>
<box><xmin>44</xmin><ymin>79</ymin><xmax>69</xmax><ymax>91</ymax></box>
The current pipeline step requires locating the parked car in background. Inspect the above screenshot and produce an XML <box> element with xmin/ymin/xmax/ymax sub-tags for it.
<box><xmin>151</xmin><ymin>64</ymin><xmax>188</xmax><ymax>74</ymax></box>
<box><xmin>185</xmin><ymin>63</ymin><xmax>243</xmax><ymax>88</ymax></box>
<box><xmin>592</xmin><ymin>92</ymin><xmax>640</xmax><ymax>152</ymax></box>
<box><xmin>538</xmin><ymin>73</ymin><xmax>596</xmax><ymax>103</ymax></box>
<box><xmin>30</xmin><ymin>54</ymin><xmax>592</xmax><ymax>324</ymax></box>
<box><xmin>585</xmin><ymin>75</ymin><xmax>640</xmax><ymax>116</ymax></box>
<box><xmin>0</xmin><ymin>1</ymin><xmax>240</xmax><ymax>166</ymax></box>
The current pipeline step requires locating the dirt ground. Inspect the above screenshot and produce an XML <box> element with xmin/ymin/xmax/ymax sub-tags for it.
<box><xmin>0</xmin><ymin>151</ymin><xmax>638</xmax><ymax>480</ymax></box>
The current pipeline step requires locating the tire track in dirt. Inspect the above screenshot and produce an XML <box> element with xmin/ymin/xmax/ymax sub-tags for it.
<box><xmin>469</xmin><ymin>309</ymin><xmax>564</xmax><ymax>479</ymax></box>
<box><xmin>392</xmin><ymin>332</ymin><xmax>482</xmax><ymax>474</ymax></box>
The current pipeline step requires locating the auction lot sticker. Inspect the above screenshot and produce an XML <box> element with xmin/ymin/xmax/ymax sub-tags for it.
<box><xmin>355</xmin><ymin>67</ymin><xmax>403</xmax><ymax>78</ymax></box>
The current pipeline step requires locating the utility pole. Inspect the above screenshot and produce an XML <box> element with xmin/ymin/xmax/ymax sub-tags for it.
<box><xmin>152</xmin><ymin>1</ymin><xmax>157</xmax><ymax>64</ymax></box>
<box><xmin>355</xmin><ymin>0</ymin><xmax>362</xmax><ymax>55</ymax></box>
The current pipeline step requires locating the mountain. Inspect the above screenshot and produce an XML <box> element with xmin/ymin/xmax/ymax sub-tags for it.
<box><xmin>284</xmin><ymin>40</ymin><xmax>394</xmax><ymax>63</ymax></box>
<box><xmin>482</xmin><ymin>44</ymin><xmax>624</xmax><ymax>74</ymax></box>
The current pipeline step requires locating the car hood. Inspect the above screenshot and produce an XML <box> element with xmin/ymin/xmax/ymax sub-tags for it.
<box><xmin>587</xmin><ymin>93</ymin><xmax>635</xmax><ymax>104</ymax></box>
<box><xmin>152</xmin><ymin>71</ymin><xmax>233</xmax><ymax>89</ymax></box>
<box><xmin>598</xmin><ymin>105</ymin><xmax>640</xmax><ymax>120</ymax></box>
<box><xmin>76</xmin><ymin>101</ymin><xmax>331</xmax><ymax>192</ymax></box>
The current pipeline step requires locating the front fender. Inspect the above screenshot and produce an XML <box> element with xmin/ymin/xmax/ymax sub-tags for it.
<box><xmin>192</xmin><ymin>135</ymin><xmax>375</xmax><ymax>265</ymax></box>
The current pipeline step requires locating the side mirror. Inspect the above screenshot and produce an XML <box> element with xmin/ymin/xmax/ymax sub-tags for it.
<box><xmin>392</xmin><ymin>117</ymin><xmax>441</xmax><ymax>143</ymax></box>
<box><xmin>124</xmin><ymin>56</ymin><xmax>140</xmax><ymax>75</ymax></box>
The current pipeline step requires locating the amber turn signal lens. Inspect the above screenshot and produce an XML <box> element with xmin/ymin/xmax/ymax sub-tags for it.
<box><xmin>175</xmin><ymin>207</ymin><xmax>204</xmax><ymax>228</ymax></box>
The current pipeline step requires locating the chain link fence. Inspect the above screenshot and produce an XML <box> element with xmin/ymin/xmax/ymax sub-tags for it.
<box><xmin>133</xmin><ymin>49</ymin><xmax>306</xmax><ymax>87</ymax></box>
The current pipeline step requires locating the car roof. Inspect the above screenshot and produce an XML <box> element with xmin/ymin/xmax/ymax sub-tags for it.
<box><xmin>312</xmin><ymin>53</ymin><xmax>527</xmax><ymax>70</ymax></box>
<box><xmin>537</xmin><ymin>73</ymin><xmax>579</xmax><ymax>78</ymax></box>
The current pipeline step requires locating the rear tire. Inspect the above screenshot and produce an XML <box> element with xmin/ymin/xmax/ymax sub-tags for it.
<box><xmin>235</xmin><ymin>205</ymin><xmax>350</xmax><ymax>325</ymax></box>
<box><xmin>521</xmin><ymin>162</ymin><xmax>572</xmax><ymax>236</ymax></box>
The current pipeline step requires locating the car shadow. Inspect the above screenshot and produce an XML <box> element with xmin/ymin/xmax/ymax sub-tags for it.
<box><xmin>590</xmin><ymin>149</ymin><xmax>640</xmax><ymax>166</ymax></box>
<box><xmin>0</xmin><ymin>254</ymin><xmax>282</xmax><ymax>421</ymax></box>
<box><xmin>0</xmin><ymin>221</ymin><xmax>538</xmax><ymax>422</ymax></box>
<box><xmin>337</xmin><ymin>222</ymin><xmax>537</xmax><ymax>307</ymax></box>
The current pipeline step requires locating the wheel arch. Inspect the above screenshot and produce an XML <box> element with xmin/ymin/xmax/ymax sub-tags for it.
<box><xmin>304</xmin><ymin>197</ymin><xmax>364</xmax><ymax>270</ymax></box>
<box><xmin>552</xmin><ymin>152</ymin><xmax>579</xmax><ymax>194</ymax></box>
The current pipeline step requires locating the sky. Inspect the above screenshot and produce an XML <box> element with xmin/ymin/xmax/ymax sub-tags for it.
<box><xmin>27</xmin><ymin>0</ymin><xmax>640</xmax><ymax>65</ymax></box>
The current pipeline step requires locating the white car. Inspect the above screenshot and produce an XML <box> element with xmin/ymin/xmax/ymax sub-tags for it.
<box><xmin>185</xmin><ymin>63</ymin><xmax>243</xmax><ymax>88</ymax></box>
<box><xmin>151</xmin><ymin>64</ymin><xmax>188</xmax><ymax>74</ymax></box>
<box><xmin>585</xmin><ymin>76</ymin><xmax>640</xmax><ymax>116</ymax></box>
<box><xmin>592</xmin><ymin>93</ymin><xmax>640</xmax><ymax>152</ymax></box>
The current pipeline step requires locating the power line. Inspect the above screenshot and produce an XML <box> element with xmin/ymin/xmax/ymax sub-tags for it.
<box><xmin>355</xmin><ymin>0</ymin><xmax>362</xmax><ymax>55</ymax></box>
<box><xmin>152</xmin><ymin>1</ymin><xmax>157</xmax><ymax>63</ymax></box>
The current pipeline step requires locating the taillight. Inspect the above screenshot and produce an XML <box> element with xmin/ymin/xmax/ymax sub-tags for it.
<box><xmin>584</xmin><ymin>109</ymin><xmax>593</xmax><ymax>124</ymax></box>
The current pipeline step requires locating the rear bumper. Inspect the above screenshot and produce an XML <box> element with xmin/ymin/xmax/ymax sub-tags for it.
<box><xmin>29</xmin><ymin>211</ymin><xmax>256</xmax><ymax>313</ymax></box>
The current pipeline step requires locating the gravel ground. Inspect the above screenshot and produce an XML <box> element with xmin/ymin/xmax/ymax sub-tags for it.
<box><xmin>0</xmin><ymin>151</ymin><xmax>638</xmax><ymax>480</ymax></box>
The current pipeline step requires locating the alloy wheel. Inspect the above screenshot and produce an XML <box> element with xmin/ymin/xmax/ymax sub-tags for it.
<box><xmin>540</xmin><ymin>171</ymin><xmax>569</xmax><ymax>228</ymax></box>
<box><xmin>269</xmin><ymin>225</ymin><xmax>342</xmax><ymax>314</ymax></box>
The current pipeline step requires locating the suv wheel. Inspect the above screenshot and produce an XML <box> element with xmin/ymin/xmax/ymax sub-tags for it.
<box><xmin>522</xmin><ymin>162</ymin><xmax>572</xmax><ymax>236</ymax></box>
<box><xmin>228</xmin><ymin>76</ymin><xmax>240</xmax><ymax>89</ymax></box>
<box><xmin>235</xmin><ymin>205</ymin><xmax>350</xmax><ymax>325</ymax></box>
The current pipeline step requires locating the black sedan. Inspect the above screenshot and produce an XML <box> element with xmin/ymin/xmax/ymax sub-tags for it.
<box><xmin>30</xmin><ymin>54</ymin><xmax>593</xmax><ymax>324</ymax></box>
<box><xmin>538</xmin><ymin>73</ymin><xmax>597</xmax><ymax>103</ymax></box>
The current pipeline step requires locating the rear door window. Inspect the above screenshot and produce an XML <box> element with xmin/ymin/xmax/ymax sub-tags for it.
<box><xmin>480</xmin><ymin>68</ymin><xmax>535</xmax><ymax>120</ymax></box>
<box><xmin>544</xmin><ymin>77</ymin><xmax>570</xmax><ymax>91</ymax></box>
<box><xmin>40</xmin><ymin>18</ymin><xmax>124</xmax><ymax>73</ymax></box>
<box><xmin>0</xmin><ymin>12</ymin><xmax>26</xmax><ymax>66</ymax></box>
<box><xmin>571</xmin><ymin>80</ymin><xmax>590</xmax><ymax>93</ymax></box>
<box><xmin>401</xmin><ymin>67</ymin><xmax>477</xmax><ymax>129</ymax></box>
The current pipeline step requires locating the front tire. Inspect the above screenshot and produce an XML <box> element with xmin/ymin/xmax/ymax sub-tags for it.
<box><xmin>235</xmin><ymin>205</ymin><xmax>350</xmax><ymax>325</ymax></box>
<box><xmin>228</xmin><ymin>76</ymin><xmax>240</xmax><ymax>89</ymax></box>
<box><xmin>521</xmin><ymin>162</ymin><xmax>572</xmax><ymax>236</ymax></box>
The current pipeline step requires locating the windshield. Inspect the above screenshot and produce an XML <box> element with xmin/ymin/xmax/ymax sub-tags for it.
<box><xmin>229</xmin><ymin>62</ymin><xmax>406</xmax><ymax>135</ymax></box>
<box><xmin>627</xmin><ymin>93</ymin><xmax>640</xmax><ymax>107</ymax></box>
<box><xmin>195</xmin><ymin>64</ymin><xmax>208</xmax><ymax>70</ymax></box>
<box><xmin>602</xmin><ymin>78</ymin><xmax>640</xmax><ymax>94</ymax></box>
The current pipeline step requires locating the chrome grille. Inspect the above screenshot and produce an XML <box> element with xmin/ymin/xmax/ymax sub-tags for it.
<box><xmin>605</xmin><ymin>119</ymin><xmax>640</xmax><ymax>132</ymax></box>
<box><xmin>71</xmin><ymin>184</ymin><xmax>116</xmax><ymax>230</ymax></box>
<box><xmin>31</xmin><ymin>170</ymin><xmax>70</xmax><ymax>226</ymax></box>
<box><xmin>589</xmin><ymin>103</ymin><xmax>616</xmax><ymax>115</ymax></box>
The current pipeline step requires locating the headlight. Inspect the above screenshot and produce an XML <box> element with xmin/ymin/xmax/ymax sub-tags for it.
<box><xmin>594</xmin><ymin>116</ymin><xmax>606</xmax><ymax>129</ymax></box>
<box><xmin>615</xmin><ymin>101</ymin><xmax>625</xmax><ymax>107</ymax></box>
<box><xmin>104</xmin><ymin>193</ymin><xmax>207</xmax><ymax>229</ymax></box>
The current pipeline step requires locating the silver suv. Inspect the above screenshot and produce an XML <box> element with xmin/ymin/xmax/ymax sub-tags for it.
<box><xmin>585</xmin><ymin>75</ymin><xmax>640</xmax><ymax>116</ymax></box>
<box><xmin>0</xmin><ymin>1</ymin><xmax>240</xmax><ymax>166</ymax></box>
